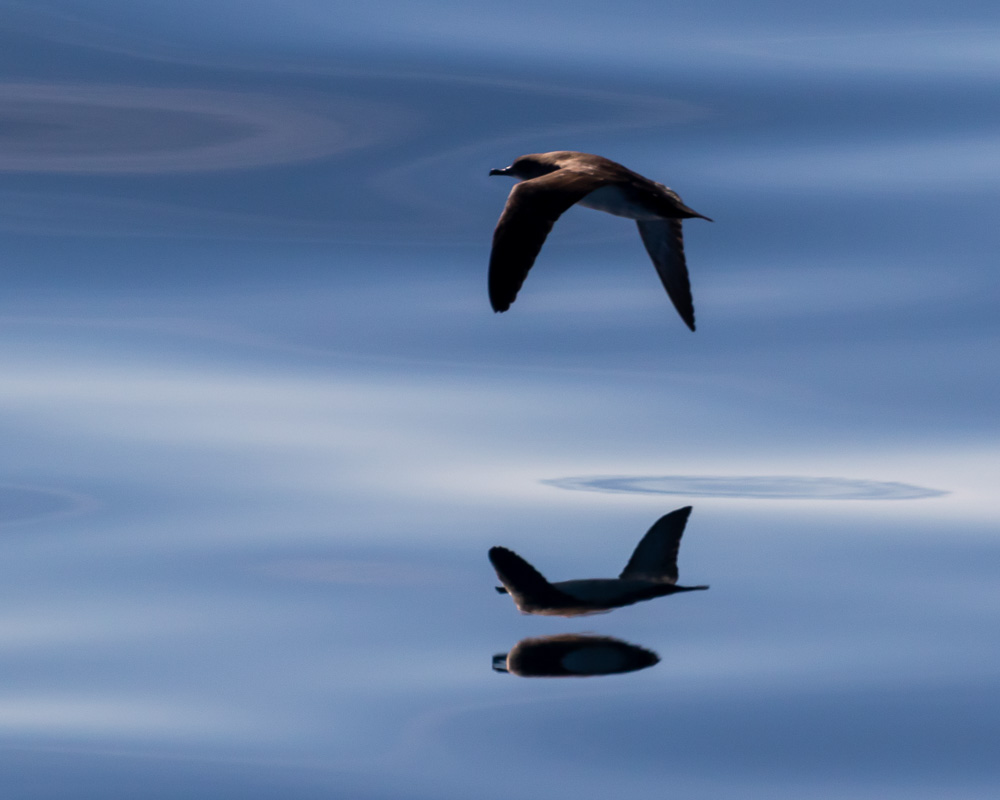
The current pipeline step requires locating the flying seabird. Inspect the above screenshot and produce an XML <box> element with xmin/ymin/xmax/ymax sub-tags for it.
<box><xmin>488</xmin><ymin>151</ymin><xmax>712</xmax><ymax>330</ymax></box>
<box><xmin>489</xmin><ymin>506</ymin><xmax>708</xmax><ymax>617</ymax></box>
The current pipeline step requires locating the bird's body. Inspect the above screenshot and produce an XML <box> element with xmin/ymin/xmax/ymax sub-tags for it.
<box><xmin>488</xmin><ymin>151</ymin><xmax>711</xmax><ymax>330</ymax></box>
<box><xmin>489</xmin><ymin>506</ymin><xmax>708</xmax><ymax>617</ymax></box>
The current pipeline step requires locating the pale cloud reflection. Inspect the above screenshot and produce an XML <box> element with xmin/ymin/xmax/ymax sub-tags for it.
<box><xmin>720</xmin><ymin>27</ymin><xmax>1000</xmax><ymax>75</ymax></box>
<box><xmin>0</xmin><ymin>696</ymin><xmax>244</xmax><ymax>738</ymax></box>
<box><xmin>699</xmin><ymin>263</ymin><xmax>970</xmax><ymax>319</ymax></box>
<box><xmin>0</xmin><ymin>602</ymin><xmax>221</xmax><ymax>648</ymax></box>
<box><xmin>703</xmin><ymin>133</ymin><xmax>1000</xmax><ymax>192</ymax></box>
<box><xmin>0</xmin><ymin>353</ymin><xmax>992</xmax><ymax>525</ymax></box>
<box><xmin>259</xmin><ymin>558</ymin><xmax>462</xmax><ymax>586</ymax></box>
<box><xmin>35</xmin><ymin>2</ymin><xmax>999</xmax><ymax>79</ymax></box>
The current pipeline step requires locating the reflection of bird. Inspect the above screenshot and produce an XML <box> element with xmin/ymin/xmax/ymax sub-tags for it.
<box><xmin>493</xmin><ymin>634</ymin><xmax>659</xmax><ymax>678</ymax></box>
<box><xmin>488</xmin><ymin>151</ymin><xmax>711</xmax><ymax>330</ymax></box>
<box><xmin>489</xmin><ymin>506</ymin><xmax>708</xmax><ymax>616</ymax></box>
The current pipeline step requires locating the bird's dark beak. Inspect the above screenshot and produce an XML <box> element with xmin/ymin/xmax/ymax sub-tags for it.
<box><xmin>489</xmin><ymin>166</ymin><xmax>511</xmax><ymax>176</ymax></box>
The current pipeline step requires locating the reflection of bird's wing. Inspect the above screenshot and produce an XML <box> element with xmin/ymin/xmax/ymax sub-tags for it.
<box><xmin>489</xmin><ymin>171</ymin><xmax>605</xmax><ymax>312</ymax></box>
<box><xmin>489</xmin><ymin>546</ymin><xmax>577</xmax><ymax>610</ymax></box>
<box><xmin>636</xmin><ymin>218</ymin><xmax>695</xmax><ymax>331</ymax></box>
<box><xmin>619</xmin><ymin>506</ymin><xmax>693</xmax><ymax>583</ymax></box>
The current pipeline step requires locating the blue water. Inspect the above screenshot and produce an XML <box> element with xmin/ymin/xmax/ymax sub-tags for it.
<box><xmin>1</xmin><ymin>3</ymin><xmax>999</xmax><ymax>797</ymax></box>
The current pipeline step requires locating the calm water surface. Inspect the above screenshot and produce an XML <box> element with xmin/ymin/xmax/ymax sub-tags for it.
<box><xmin>1</xmin><ymin>2</ymin><xmax>999</xmax><ymax>798</ymax></box>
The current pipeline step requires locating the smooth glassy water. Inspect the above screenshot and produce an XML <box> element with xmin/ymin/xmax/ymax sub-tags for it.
<box><xmin>1</xmin><ymin>2</ymin><xmax>999</xmax><ymax>798</ymax></box>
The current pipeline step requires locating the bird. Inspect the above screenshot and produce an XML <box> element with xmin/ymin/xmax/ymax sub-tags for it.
<box><xmin>488</xmin><ymin>151</ymin><xmax>711</xmax><ymax>330</ymax></box>
<box><xmin>492</xmin><ymin>634</ymin><xmax>660</xmax><ymax>678</ymax></box>
<box><xmin>489</xmin><ymin>506</ymin><xmax>708</xmax><ymax>616</ymax></box>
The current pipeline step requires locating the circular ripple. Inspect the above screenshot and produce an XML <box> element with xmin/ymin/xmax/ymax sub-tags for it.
<box><xmin>0</xmin><ymin>83</ymin><xmax>400</xmax><ymax>173</ymax></box>
<box><xmin>543</xmin><ymin>475</ymin><xmax>948</xmax><ymax>500</ymax></box>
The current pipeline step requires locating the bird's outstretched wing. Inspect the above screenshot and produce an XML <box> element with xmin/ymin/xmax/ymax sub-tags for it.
<box><xmin>636</xmin><ymin>219</ymin><xmax>696</xmax><ymax>331</ymax></box>
<box><xmin>489</xmin><ymin>172</ymin><xmax>603</xmax><ymax>312</ymax></box>
<box><xmin>489</xmin><ymin>546</ymin><xmax>576</xmax><ymax>612</ymax></box>
<box><xmin>619</xmin><ymin>506</ymin><xmax>693</xmax><ymax>583</ymax></box>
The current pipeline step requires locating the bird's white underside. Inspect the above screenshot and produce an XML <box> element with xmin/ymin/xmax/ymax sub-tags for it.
<box><xmin>577</xmin><ymin>185</ymin><xmax>663</xmax><ymax>220</ymax></box>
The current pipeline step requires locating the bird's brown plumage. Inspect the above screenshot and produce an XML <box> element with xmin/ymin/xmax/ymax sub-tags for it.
<box><xmin>488</xmin><ymin>170</ymin><xmax>606</xmax><ymax>312</ymax></box>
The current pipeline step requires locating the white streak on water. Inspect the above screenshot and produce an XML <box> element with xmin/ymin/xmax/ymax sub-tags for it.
<box><xmin>0</xmin><ymin>697</ymin><xmax>246</xmax><ymax>738</ymax></box>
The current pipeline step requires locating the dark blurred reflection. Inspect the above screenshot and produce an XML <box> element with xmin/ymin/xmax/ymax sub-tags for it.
<box><xmin>490</xmin><ymin>506</ymin><xmax>707</xmax><ymax>616</ymax></box>
<box><xmin>493</xmin><ymin>634</ymin><xmax>659</xmax><ymax>678</ymax></box>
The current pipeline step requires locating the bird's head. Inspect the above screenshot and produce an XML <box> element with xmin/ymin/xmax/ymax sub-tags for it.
<box><xmin>489</xmin><ymin>153</ymin><xmax>560</xmax><ymax>180</ymax></box>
